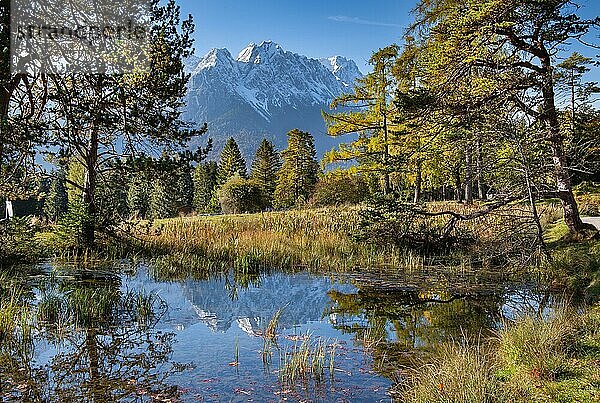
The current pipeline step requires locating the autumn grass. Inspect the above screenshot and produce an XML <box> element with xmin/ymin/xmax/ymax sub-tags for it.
<box><xmin>133</xmin><ymin>202</ymin><xmax>558</xmax><ymax>279</ymax></box>
<box><xmin>137</xmin><ymin>207</ymin><xmax>428</xmax><ymax>275</ymax></box>
<box><xmin>397</xmin><ymin>306</ymin><xmax>600</xmax><ymax>403</ymax></box>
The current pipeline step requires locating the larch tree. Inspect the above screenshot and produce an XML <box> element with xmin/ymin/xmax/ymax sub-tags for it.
<box><xmin>250</xmin><ymin>139</ymin><xmax>281</xmax><ymax>208</ymax></box>
<box><xmin>323</xmin><ymin>45</ymin><xmax>400</xmax><ymax>195</ymax></box>
<box><xmin>411</xmin><ymin>0</ymin><xmax>599</xmax><ymax>235</ymax></box>
<box><xmin>274</xmin><ymin>129</ymin><xmax>319</xmax><ymax>209</ymax></box>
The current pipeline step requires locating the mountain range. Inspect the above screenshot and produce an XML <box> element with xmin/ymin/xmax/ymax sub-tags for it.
<box><xmin>183</xmin><ymin>41</ymin><xmax>363</xmax><ymax>161</ymax></box>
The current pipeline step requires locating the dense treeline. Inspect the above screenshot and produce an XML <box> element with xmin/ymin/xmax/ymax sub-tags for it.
<box><xmin>1</xmin><ymin>0</ymin><xmax>598</xmax><ymax>254</ymax></box>
<box><xmin>323</xmin><ymin>0</ymin><xmax>599</xmax><ymax>244</ymax></box>
<box><xmin>33</xmin><ymin>132</ymin><xmax>330</xmax><ymax>220</ymax></box>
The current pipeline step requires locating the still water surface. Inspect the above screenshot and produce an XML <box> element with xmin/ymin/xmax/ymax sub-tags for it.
<box><xmin>4</xmin><ymin>262</ymin><xmax>558</xmax><ymax>402</ymax></box>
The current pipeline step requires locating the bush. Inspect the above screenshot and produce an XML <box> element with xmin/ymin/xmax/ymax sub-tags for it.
<box><xmin>310</xmin><ymin>172</ymin><xmax>370</xmax><ymax>207</ymax></box>
<box><xmin>49</xmin><ymin>201</ymin><xmax>93</xmax><ymax>252</ymax></box>
<box><xmin>0</xmin><ymin>217</ymin><xmax>40</xmax><ymax>265</ymax></box>
<box><xmin>356</xmin><ymin>193</ymin><xmax>451</xmax><ymax>251</ymax></box>
<box><xmin>218</xmin><ymin>175</ymin><xmax>263</xmax><ymax>214</ymax></box>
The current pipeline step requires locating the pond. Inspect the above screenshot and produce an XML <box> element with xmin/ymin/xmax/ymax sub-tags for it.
<box><xmin>1</xmin><ymin>261</ymin><xmax>560</xmax><ymax>402</ymax></box>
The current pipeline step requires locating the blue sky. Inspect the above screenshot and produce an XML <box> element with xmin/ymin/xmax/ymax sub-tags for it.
<box><xmin>177</xmin><ymin>0</ymin><xmax>413</xmax><ymax>73</ymax></box>
<box><xmin>178</xmin><ymin>0</ymin><xmax>599</xmax><ymax>77</ymax></box>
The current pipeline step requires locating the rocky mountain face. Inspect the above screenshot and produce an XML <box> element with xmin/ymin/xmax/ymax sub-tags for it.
<box><xmin>183</xmin><ymin>41</ymin><xmax>363</xmax><ymax>161</ymax></box>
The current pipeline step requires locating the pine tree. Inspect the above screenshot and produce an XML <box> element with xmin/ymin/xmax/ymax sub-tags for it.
<box><xmin>43</xmin><ymin>171</ymin><xmax>68</xmax><ymax>222</ymax></box>
<box><xmin>127</xmin><ymin>173</ymin><xmax>151</xmax><ymax>219</ymax></box>
<box><xmin>149</xmin><ymin>176</ymin><xmax>179</xmax><ymax>219</ymax></box>
<box><xmin>177</xmin><ymin>166</ymin><xmax>194</xmax><ymax>209</ymax></box>
<box><xmin>193</xmin><ymin>161</ymin><xmax>218</xmax><ymax>213</ymax></box>
<box><xmin>250</xmin><ymin>139</ymin><xmax>281</xmax><ymax>209</ymax></box>
<box><xmin>274</xmin><ymin>129</ymin><xmax>319</xmax><ymax>209</ymax></box>
<box><xmin>217</xmin><ymin>138</ymin><xmax>247</xmax><ymax>185</ymax></box>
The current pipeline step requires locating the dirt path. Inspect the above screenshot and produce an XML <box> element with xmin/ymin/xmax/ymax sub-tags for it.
<box><xmin>583</xmin><ymin>217</ymin><xmax>600</xmax><ymax>230</ymax></box>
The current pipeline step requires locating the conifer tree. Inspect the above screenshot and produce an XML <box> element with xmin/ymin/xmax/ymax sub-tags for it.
<box><xmin>217</xmin><ymin>138</ymin><xmax>247</xmax><ymax>185</ymax></box>
<box><xmin>149</xmin><ymin>176</ymin><xmax>179</xmax><ymax>219</ymax></box>
<box><xmin>193</xmin><ymin>161</ymin><xmax>218</xmax><ymax>213</ymax></box>
<box><xmin>250</xmin><ymin>139</ymin><xmax>281</xmax><ymax>208</ymax></box>
<box><xmin>127</xmin><ymin>173</ymin><xmax>151</xmax><ymax>219</ymax></box>
<box><xmin>43</xmin><ymin>171</ymin><xmax>68</xmax><ymax>222</ymax></box>
<box><xmin>177</xmin><ymin>166</ymin><xmax>194</xmax><ymax>209</ymax></box>
<box><xmin>274</xmin><ymin>129</ymin><xmax>319</xmax><ymax>209</ymax></box>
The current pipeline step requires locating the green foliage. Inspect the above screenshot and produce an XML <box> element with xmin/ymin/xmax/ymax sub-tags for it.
<box><xmin>193</xmin><ymin>161</ymin><xmax>218</xmax><ymax>213</ymax></box>
<box><xmin>250</xmin><ymin>139</ymin><xmax>281</xmax><ymax>208</ymax></box>
<box><xmin>323</xmin><ymin>45</ymin><xmax>399</xmax><ymax>194</ymax></box>
<box><xmin>217</xmin><ymin>175</ymin><xmax>263</xmax><ymax>214</ymax></box>
<box><xmin>217</xmin><ymin>138</ymin><xmax>247</xmax><ymax>185</ymax></box>
<box><xmin>177</xmin><ymin>167</ymin><xmax>194</xmax><ymax>210</ymax></box>
<box><xmin>0</xmin><ymin>218</ymin><xmax>40</xmax><ymax>265</ymax></box>
<box><xmin>310</xmin><ymin>171</ymin><xmax>370</xmax><ymax>207</ymax></box>
<box><xmin>50</xmin><ymin>201</ymin><xmax>93</xmax><ymax>253</ymax></box>
<box><xmin>149</xmin><ymin>176</ymin><xmax>180</xmax><ymax>219</ymax></box>
<box><xmin>127</xmin><ymin>172</ymin><xmax>151</xmax><ymax>219</ymax></box>
<box><xmin>66</xmin><ymin>160</ymin><xmax>85</xmax><ymax>205</ymax></box>
<box><xmin>43</xmin><ymin>172</ymin><xmax>68</xmax><ymax>222</ymax></box>
<box><xmin>95</xmin><ymin>170</ymin><xmax>129</xmax><ymax>227</ymax></box>
<box><xmin>274</xmin><ymin>129</ymin><xmax>319</xmax><ymax>209</ymax></box>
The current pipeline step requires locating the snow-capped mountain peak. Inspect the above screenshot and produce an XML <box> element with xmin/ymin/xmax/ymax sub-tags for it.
<box><xmin>184</xmin><ymin>42</ymin><xmax>363</xmax><ymax>160</ymax></box>
<box><xmin>320</xmin><ymin>55</ymin><xmax>362</xmax><ymax>87</ymax></box>
<box><xmin>237</xmin><ymin>41</ymin><xmax>284</xmax><ymax>64</ymax></box>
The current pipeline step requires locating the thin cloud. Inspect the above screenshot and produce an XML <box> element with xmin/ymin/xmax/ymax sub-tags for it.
<box><xmin>327</xmin><ymin>15</ymin><xmax>401</xmax><ymax>28</ymax></box>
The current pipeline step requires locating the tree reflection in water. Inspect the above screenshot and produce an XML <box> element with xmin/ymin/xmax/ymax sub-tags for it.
<box><xmin>1</xmin><ymin>274</ymin><xmax>192</xmax><ymax>401</ymax></box>
<box><xmin>326</xmin><ymin>285</ymin><xmax>507</xmax><ymax>384</ymax></box>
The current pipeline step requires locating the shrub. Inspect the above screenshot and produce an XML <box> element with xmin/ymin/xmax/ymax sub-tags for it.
<box><xmin>218</xmin><ymin>175</ymin><xmax>263</xmax><ymax>214</ymax></box>
<box><xmin>310</xmin><ymin>172</ymin><xmax>370</xmax><ymax>207</ymax></box>
<box><xmin>0</xmin><ymin>217</ymin><xmax>40</xmax><ymax>265</ymax></box>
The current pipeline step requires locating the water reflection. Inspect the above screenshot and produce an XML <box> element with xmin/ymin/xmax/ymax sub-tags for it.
<box><xmin>0</xmin><ymin>262</ymin><xmax>560</xmax><ymax>401</ymax></box>
<box><xmin>1</xmin><ymin>271</ymin><xmax>190</xmax><ymax>401</ymax></box>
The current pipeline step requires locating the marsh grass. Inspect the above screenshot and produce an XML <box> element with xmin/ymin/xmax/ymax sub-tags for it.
<box><xmin>278</xmin><ymin>334</ymin><xmax>335</xmax><ymax>389</ymax></box>
<box><xmin>398</xmin><ymin>341</ymin><xmax>504</xmax><ymax>403</ymax></box>
<box><xmin>399</xmin><ymin>306</ymin><xmax>600</xmax><ymax>402</ymax></box>
<box><xmin>0</xmin><ymin>285</ymin><xmax>33</xmax><ymax>347</ymax></box>
<box><xmin>498</xmin><ymin>308</ymin><xmax>582</xmax><ymax>381</ymax></box>
<box><xmin>134</xmin><ymin>204</ymin><xmax>550</xmax><ymax>279</ymax></box>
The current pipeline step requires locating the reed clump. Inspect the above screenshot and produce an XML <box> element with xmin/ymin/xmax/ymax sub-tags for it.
<box><xmin>398</xmin><ymin>306</ymin><xmax>600</xmax><ymax>402</ymax></box>
<box><xmin>135</xmin><ymin>207</ymin><xmax>468</xmax><ymax>276</ymax></box>
<box><xmin>278</xmin><ymin>334</ymin><xmax>335</xmax><ymax>389</ymax></box>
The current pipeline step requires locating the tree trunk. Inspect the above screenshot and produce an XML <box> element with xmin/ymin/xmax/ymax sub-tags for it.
<box><xmin>476</xmin><ymin>137</ymin><xmax>486</xmax><ymax>200</ymax></box>
<box><xmin>82</xmin><ymin>128</ymin><xmax>99</xmax><ymax>246</ymax></box>
<box><xmin>382</xmin><ymin>113</ymin><xmax>391</xmax><ymax>195</ymax></box>
<box><xmin>414</xmin><ymin>160</ymin><xmax>422</xmax><ymax>204</ymax></box>
<box><xmin>454</xmin><ymin>164</ymin><xmax>463</xmax><ymax>202</ymax></box>
<box><xmin>465</xmin><ymin>147</ymin><xmax>473</xmax><ymax>204</ymax></box>
<box><xmin>540</xmin><ymin>56</ymin><xmax>585</xmax><ymax>235</ymax></box>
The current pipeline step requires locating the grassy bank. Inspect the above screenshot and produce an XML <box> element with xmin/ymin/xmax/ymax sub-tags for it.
<box><xmin>397</xmin><ymin>305</ymin><xmax>600</xmax><ymax>402</ymax></box>
<box><xmin>133</xmin><ymin>202</ymin><xmax>562</xmax><ymax>278</ymax></box>
<box><xmin>135</xmin><ymin>207</ymin><xmax>418</xmax><ymax>277</ymax></box>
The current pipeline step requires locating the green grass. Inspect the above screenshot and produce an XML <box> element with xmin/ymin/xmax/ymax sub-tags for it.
<box><xmin>397</xmin><ymin>306</ymin><xmax>600</xmax><ymax>403</ymax></box>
